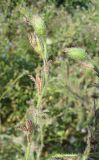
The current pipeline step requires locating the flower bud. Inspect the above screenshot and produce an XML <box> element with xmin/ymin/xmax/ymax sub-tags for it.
<box><xmin>65</xmin><ymin>47</ymin><xmax>87</xmax><ymax>61</ymax></box>
<box><xmin>31</xmin><ymin>15</ymin><xmax>46</xmax><ymax>36</ymax></box>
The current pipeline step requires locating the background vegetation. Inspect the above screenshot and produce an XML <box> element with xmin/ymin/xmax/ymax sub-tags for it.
<box><xmin>0</xmin><ymin>0</ymin><xmax>99</xmax><ymax>160</ymax></box>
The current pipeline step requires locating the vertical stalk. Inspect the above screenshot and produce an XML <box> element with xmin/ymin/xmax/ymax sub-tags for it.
<box><xmin>25</xmin><ymin>23</ymin><xmax>48</xmax><ymax>160</ymax></box>
<box><xmin>25</xmin><ymin>142</ymin><xmax>31</xmax><ymax>160</ymax></box>
<box><xmin>36</xmin><ymin>40</ymin><xmax>48</xmax><ymax>160</ymax></box>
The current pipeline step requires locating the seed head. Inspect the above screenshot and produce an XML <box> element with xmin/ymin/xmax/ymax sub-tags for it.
<box><xmin>31</xmin><ymin>15</ymin><xmax>46</xmax><ymax>36</ymax></box>
<box><xmin>28</xmin><ymin>32</ymin><xmax>44</xmax><ymax>59</ymax></box>
<box><xmin>64</xmin><ymin>47</ymin><xmax>87</xmax><ymax>61</ymax></box>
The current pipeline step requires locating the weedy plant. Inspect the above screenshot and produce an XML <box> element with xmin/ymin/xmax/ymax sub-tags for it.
<box><xmin>17</xmin><ymin>14</ymin><xmax>50</xmax><ymax>160</ymax></box>
<box><xmin>17</xmin><ymin>13</ymin><xmax>99</xmax><ymax>160</ymax></box>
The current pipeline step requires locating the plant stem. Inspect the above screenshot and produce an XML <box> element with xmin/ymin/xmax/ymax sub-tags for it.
<box><xmin>35</xmin><ymin>43</ymin><xmax>48</xmax><ymax>159</ymax></box>
<box><xmin>25</xmin><ymin>142</ymin><xmax>31</xmax><ymax>160</ymax></box>
<box><xmin>36</xmin><ymin>69</ymin><xmax>48</xmax><ymax>160</ymax></box>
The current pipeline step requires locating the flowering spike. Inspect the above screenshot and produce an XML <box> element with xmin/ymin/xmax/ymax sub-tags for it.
<box><xmin>31</xmin><ymin>15</ymin><xmax>46</xmax><ymax>37</ymax></box>
<box><xmin>64</xmin><ymin>47</ymin><xmax>87</xmax><ymax>61</ymax></box>
<box><xmin>28</xmin><ymin>32</ymin><xmax>44</xmax><ymax>59</ymax></box>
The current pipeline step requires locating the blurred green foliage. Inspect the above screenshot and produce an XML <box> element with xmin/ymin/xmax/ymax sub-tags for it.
<box><xmin>0</xmin><ymin>0</ymin><xmax>99</xmax><ymax>159</ymax></box>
